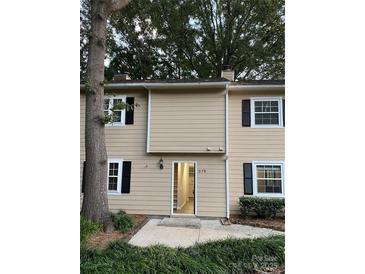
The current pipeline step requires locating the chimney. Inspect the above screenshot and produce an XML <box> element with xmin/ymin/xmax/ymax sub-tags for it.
<box><xmin>112</xmin><ymin>73</ymin><xmax>130</xmax><ymax>81</ymax></box>
<box><xmin>221</xmin><ymin>65</ymin><xmax>234</xmax><ymax>81</ymax></box>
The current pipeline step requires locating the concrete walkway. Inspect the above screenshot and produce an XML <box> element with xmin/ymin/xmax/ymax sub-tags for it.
<box><xmin>129</xmin><ymin>218</ymin><xmax>284</xmax><ymax>248</ymax></box>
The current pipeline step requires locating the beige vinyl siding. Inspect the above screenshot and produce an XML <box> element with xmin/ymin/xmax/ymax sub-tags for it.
<box><xmin>228</xmin><ymin>91</ymin><xmax>285</xmax><ymax>214</ymax></box>
<box><xmin>80</xmin><ymin>89</ymin><xmax>226</xmax><ymax>217</ymax></box>
<box><xmin>149</xmin><ymin>89</ymin><xmax>226</xmax><ymax>153</ymax></box>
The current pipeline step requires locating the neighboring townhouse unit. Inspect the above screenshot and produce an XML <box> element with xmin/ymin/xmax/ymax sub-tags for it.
<box><xmin>80</xmin><ymin>70</ymin><xmax>285</xmax><ymax>218</ymax></box>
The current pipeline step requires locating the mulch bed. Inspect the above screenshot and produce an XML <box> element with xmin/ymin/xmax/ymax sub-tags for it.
<box><xmin>228</xmin><ymin>215</ymin><xmax>285</xmax><ymax>231</ymax></box>
<box><xmin>86</xmin><ymin>214</ymin><xmax>148</xmax><ymax>250</ymax></box>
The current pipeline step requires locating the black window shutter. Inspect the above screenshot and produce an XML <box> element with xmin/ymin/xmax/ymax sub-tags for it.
<box><xmin>82</xmin><ymin>161</ymin><xmax>86</xmax><ymax>193</ymax></box>
<box><xmin>121</xmin><ymin>161</ymin><xmax>132</xmax><ymax>193</ymax></box>
<box><xmin>242</xmin><ymin>100</ymin><xmax>251</xmax><ymax>127</ymax></box>
<box><xmin>243</xmin><ymin>163</ymin><xmax>253</xmax><ymax>195</ymax></box>
<box><xmin>282</xmin><ymin>99</ymin><xmax>285</xmax><ymax>127</ymax></box>
<box><xmin>125</xmin><ymin>97</ymin><xmax>134</xmax><ymax>125</ymax></box>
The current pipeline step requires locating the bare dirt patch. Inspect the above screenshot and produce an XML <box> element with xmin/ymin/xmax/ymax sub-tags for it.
<box><xmin>86</xmin><ymin>214</ymin><xmax>147</xmax><ymax>250</ymax></box>
<box><xmin>228</xmin><ymin>215</ymin><xmax>285</xmax><ymax>231</ymax></box>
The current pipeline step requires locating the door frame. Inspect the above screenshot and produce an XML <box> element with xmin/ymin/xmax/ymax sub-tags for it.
<box><xmin>170</xmin><ymin>161</ymin><xmax>198</xmax><ymax>216</ymax></box>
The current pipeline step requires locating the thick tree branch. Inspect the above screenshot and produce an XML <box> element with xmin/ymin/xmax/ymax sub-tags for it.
<box><xmin>109</xmin><ymin>0</ymin><xmax>129</xmax><ymax>13</ymax></box>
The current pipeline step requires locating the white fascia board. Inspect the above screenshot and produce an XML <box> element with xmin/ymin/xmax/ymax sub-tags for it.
<box><xmin>229</xmin><ymin>85</ymin><xmax>285</xmax><ymax>91</ymax></box>
<box><xmin>81</xmin><ymin>82</ymin><xmax>230</xmax><ymax>90</ymax></box>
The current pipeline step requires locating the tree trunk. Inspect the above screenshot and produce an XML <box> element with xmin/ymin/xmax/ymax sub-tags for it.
<box><xmin>81</xmin><ymin>0</ymin><xmax>113</xmax><ymax>232</ymax></box>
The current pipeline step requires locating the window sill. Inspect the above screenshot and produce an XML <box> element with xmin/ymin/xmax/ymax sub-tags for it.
<box><xmin>253</xmin><ymin>193</ymin><xmax>285</xmax><ymax>198</ymax></box>
<box><xmin>107</xmin><ymin>192</ymin><xmax>122</xmax><ymax>196</ymax></box>
<box><xmin>250</xmin><ymin>125</ymin><xmax>284</xmax><ymax>129</ymax></box>
<box><xmin>105</xmin><ymin>124</ymin><xmax>125</xmax><ymax>127</ymax></box>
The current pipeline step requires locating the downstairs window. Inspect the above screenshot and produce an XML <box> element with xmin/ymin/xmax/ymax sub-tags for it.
<box><xmin>253</xmin><ymin>162</ymin><xmax>284</xmax><ymax>197</ymax></box>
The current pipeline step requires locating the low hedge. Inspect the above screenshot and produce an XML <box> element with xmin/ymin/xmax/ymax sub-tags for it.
<box><xmin>239</xmin><ymin>197</ymin><xmax>285</xmax><ymax>218</ymax></box>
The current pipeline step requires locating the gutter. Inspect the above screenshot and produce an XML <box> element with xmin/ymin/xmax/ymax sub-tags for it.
<box><xmin>146</xmin><ymin>89</ymin><xmax>151</xmax><ymax>153</ymax></box>
<box><xmin>229</xmin><ymin>85</ymin><xmax>285</xmax><ymax>91</ymax></box>
<box><xmin>80</xmin><ymin>81</ymin><xmax>230</xmax><ymax>90</ymax></box>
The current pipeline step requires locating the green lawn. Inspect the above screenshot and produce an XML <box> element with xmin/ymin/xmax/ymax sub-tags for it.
<box><xmin>81</xmin><ymin>236</ymin><xmax>284</xmax><ymax>273</ymax></box>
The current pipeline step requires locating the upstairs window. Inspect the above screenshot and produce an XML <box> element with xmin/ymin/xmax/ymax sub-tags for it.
<box><xmin>104</xmin><ymin>96</ymin><xmax>126</xmax><ymax>126</ymax></box>
<box><xmin>251</xmin><ymin>98</ymin><xmax>283</xmax><ymax>127</ymax></box>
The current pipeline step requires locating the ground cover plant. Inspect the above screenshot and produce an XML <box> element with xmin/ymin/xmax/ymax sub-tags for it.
<box><xmin>111</xmin><ymin>210</ymin><xmax>134</xmax><ymax>232</ymax></box>
<box><xmin>81</xmin><ymin>213</ymin><xmax>146</xmax><ymax>250</ymax></box>
<box><xmin>80</xmin><ymin>235</ymin><xmax>285</xmax><ymax>274</ymax></box>
<box><xmin>80</xmin><ymin>215</ymin><xmax>103</xmax><ymax>247</ymax></box>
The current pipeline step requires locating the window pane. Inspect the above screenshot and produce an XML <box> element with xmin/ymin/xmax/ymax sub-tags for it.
<box><xmin>104</xmin><ymin>99</ymin><xmax>110</xmax><ymax>110</ymax></box>
<box><xmin>113</xmin><ymin>99</ymin><xmax>124</xmax><ymax>109</ymax></box>
<box><xmin>262</xmin><ymin>113</ymin><xmax>272</xmax><ymax>124</ymax></box>
<box><xmin>255</xmin><ymin>101</ymin><xmax>262</xmax><ymax>112</ymax></box>
<box><xmin>256</xmin><ymin>166</ymin><xmax>265</xmax><ymax>178</ymax></box>
<box><xmin>274</xmin><ymin>180</ymin><xmax>282</xmax><ymax>193</ymax></box>
<box><xmin>113</xmin><ymin>111</ymin><xmax>122</xmax><ymax>122</ymax></box>
<box><xmin>271</xmin><ymin>115</ymin><xmax>279</xmax><ymax>124</ymax></box>
<box><xmin>273</xmin><ymin>166</ymin><xmax>282</xmax><ymax>178</ymax></box>
<box><xmin>257</xmin><ymin>180</ymin><xmax>266</xmax><ymax>193</ymax></box>
<box><xmin>271</xmin><ymin>101</ymin><xmax>278</xmax><ymax>107</ymax></box>
<box><xmin>108</xmin><ymin>177</ymin><xmax>118</xmax><ymax>191</ymax></box>
<box><xmin>255</xmin><ymin>113</ymin><xmax>279</xmax><ymax>125</ymax></box>
<box><xmin>109</xmin><ymin>163</ymin><xmax>119</xmax><ymax>176</ymax></box>
<box><xmin>255</xmin><ymin>113</ymin><xmax>264</xmax><ymax>124</ymax></box>
<box><xmin>265</xmin><ymin>168</ymin><xmax>276</xmax><ymax>178</ymax></box>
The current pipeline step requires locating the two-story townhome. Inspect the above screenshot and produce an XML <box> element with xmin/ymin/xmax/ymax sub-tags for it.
<box><xmin>80</xmin><ymin>69</ymin><xmax>285</xmax><ymax>218</ymax></box>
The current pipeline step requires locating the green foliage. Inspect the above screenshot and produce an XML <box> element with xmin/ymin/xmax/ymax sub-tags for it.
<box><xmin>105</xmin><ymin>0</ymin><xmax>284</xmax><ymax>80</ymax></box>
<box><xmin>111</xmin><ymin>210</ymin><xmax>134</xmax><ymax>233</ymax></box>
<box><xmin>239</xmin><ymin>196</ymin><xmax>285</xmax><ymax>218</ymax></box>
<box><xmin>80</xmin><ymin>215</ymin><xmax>102</xmax><ymax>246</ymax></box>
<box><xmin>81</xmin><ymin>0</ymin><xmax>285</xmax><ymax>81</ymax></box>
<box><xmin>80</xmin><ymin>235</ymin><xmax>285</xmax><ymax>273</ymax></box>
<box><xmin>101</xmin><ymin>100</ymin><xmax>140</xmax><ymax>125</ymax></box>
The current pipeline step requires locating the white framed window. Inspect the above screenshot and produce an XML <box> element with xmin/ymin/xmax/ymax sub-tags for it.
<box><xmin>104</xmin><ymin>95</ymin><xmax>126</xmax><ymax>126</ymax></box>
<box><xmin>107</xmin><ymin>159</ymin><xmax>123</xmax><ymax>195</ymax></box>
<box><xmin>251</xmin><ymin>97</ymin><xmax>283</xmax><ymax>128</ymax></box>
<box><xmin>252</xmin><ymin>161</ymin><xmax>284</xmax><ymax>197</ymax></box>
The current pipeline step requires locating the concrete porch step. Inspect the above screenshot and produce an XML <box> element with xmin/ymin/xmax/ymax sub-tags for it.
<box><xmin>159</xmin><ymin>217</ymin><xmax>201</xmax><ymax>229</ymax></box>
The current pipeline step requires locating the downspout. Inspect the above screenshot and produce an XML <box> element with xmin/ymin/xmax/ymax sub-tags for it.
<box><xmin>146</xmin><ymin>88</ymin><xmax>151</xmax><ymax>153</ymax></box>
<box><xmin>225</xmin><ymin>84</ymin><xmax>230</xmax><ymax>219</ymax></box>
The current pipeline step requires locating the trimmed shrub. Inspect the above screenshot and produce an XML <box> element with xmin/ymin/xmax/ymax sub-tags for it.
<box><xmin>239</xmin><ymin>196</ymin><xmax>285</xmax><ymax>218</ymax></box>
<box><xmin>111</xmin><ymin>210</ymin><xmax>134</xmax><ymax>232</ymax></box>
<box><xmin>80</xmin><ymin>215</ymin><xmax>102</xmax><ymax>246</ymax></box>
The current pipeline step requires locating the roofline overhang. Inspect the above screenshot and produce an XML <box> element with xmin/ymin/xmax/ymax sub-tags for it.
<box><xmin>80</xmin><ymin>81</ymin><xmax>230</xmax><ymax>90</ymax></box>
<box><xmin>229</xmin><ymin>85</ymin><xmax>284</xmax><ymax>92</ymax></box>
